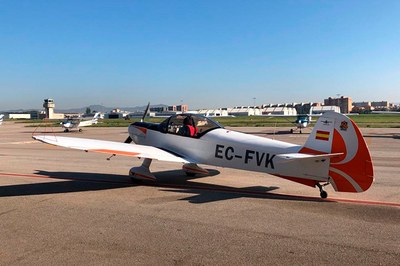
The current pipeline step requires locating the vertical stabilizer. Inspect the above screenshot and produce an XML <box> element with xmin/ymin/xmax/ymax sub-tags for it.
<box><xmin>301</xmin><ymin>112</ymin><xmax>374</xmax><ymax>192</ymax></box>
<box><xmin>92</xmin><ymin>112</ymin><xmax>100</xmax><ymax>123</ymax></box>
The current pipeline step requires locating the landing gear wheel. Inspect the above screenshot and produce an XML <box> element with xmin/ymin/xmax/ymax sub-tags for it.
<box><xmin>185</xmin><ymin>172</ymin><xmax>196</xmax><ymax>177</ymax></box>
<box><xmin>316</xmin><ymin>182</ymin><xmax>329</xmax><ymax>199</ymax></box>
<box><xmin>290</xmin><ymin>129</ymin><xmax>294</xmax><ymax>134</ymax></box>
<box><xmin>130</xmin><ymin>176</ymin><xmax>143</xmax><ymax>184</ymax></box>
<box><xmin>79</xmin><ymin>129</ymin><xmax>82</xmax><ymax>132</ymax></box>
<box><xmin>320</xmin><ymin>190</ymin><xmax>328</xmax><ymax>199</ymax></box>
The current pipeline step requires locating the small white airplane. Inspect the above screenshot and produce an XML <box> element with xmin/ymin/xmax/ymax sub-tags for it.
<box><xmin>33</xmin><ymin>111</ymin><xmax>373</xmax><ymax>198</ymax></box>
<box><xmin>61</xmin><ymin>112</ymin><xmax>100</xmax><ymax>132</ymax></box>
<box><xmin>290</xmin><ymin>114</ymin><xmax>313</xmax><ymax>133</ymax></box>
<box><xmin>0</xmin><ymin>114</ymin><xmax>4</xmax><ymax>125</ymax></box>
<box><xmin>263</xmin><ymin>114</ymin><xmax>315</xmax><ymax>134</ymax></box>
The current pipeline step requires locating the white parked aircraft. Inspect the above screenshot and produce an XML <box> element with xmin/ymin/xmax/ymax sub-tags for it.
<box><xmin>33</xmin><ymin>111</ymin><xmax>373</xmax><ymax>198</ymax></box>
<box><xmin>0</xmin><ymin>114</ymin><xmax>4</xmax><ymax>125</ymax></box>
<box><xmin>61</xmin><ymin>112</ymin><xmax>100</xmax><ymax>132</ymax></box>
<box><xmin>263</xmin><ymin>113</ymin><xmax>317</xmax><ymax>134</ymax></box>
<box><xmin>282</xmin><ymin>114</ymin><xmax>314</xmax><ymax>134</ymax></box>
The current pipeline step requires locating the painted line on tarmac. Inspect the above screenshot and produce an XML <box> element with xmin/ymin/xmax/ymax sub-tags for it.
<box><xmin>0</xmin><ymin>141</ymin><xmax>37</xmax><ymax>145</ymax></box>
<box><xmin>1</xmin><ymin>172</ymin><xmax>399</xmax><ymax>208</ymax></box>
<box><xmin>0</xmin><ymin>172</ymin><xmax>132</xmax><ymax>185</ymax></box>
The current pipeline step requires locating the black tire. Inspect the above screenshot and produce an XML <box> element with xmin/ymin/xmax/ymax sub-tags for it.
<box><xmin>290</xmin><ymin>129</ymin><xmax>294</xmax><ymax>134</ymax></box>
<box><xmin>185</xmin><ymin>172</ymin><xmax>196</xmax><ymax>177</ymax></box>
<box><xmin>320</xmin><ymin>191</ymin><xmax>328</xmax><ymax>199</ymax></box>
<box><xmin>130</xmin><ymin>177</ymin><xmax>143</xmax><ymax>184</ymax></box>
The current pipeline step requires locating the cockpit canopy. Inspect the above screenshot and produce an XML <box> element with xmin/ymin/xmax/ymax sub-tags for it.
<box><xmin>159</xmin><ymin>114</ymin><xmax>223</xmax><ymax>137</ymax></box>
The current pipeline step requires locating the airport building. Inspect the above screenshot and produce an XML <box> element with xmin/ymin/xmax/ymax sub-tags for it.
<box><xmin>5</xmin><ymin>113</ymin><xmax>31</xmax><ymax>119</ymax></box>
<box><xmin>261</xmin><ymin>106</ymin><xmax>297</xmax><ymax>115</ymax></box>
<box><xmin>149</xmin><ymin>104</ymin><xmax>189</xmax><ymax>115</ymax></box>
<box><xmin>104</xmin><ymin>109</ymin><xmax>129</xmax><ymax>119</ymax></box>
<box><xmin>197</xmin><ymin>109</ymin><xmax>229</xmax><ymax>117</ymax></box>
<box><xmin>310</xmin><ymin>106</ymin><xmax>341</xmax><ymax>114</ymax></box>
<box><xmin>261</xmin><ymin>102</ymin><xmax>322</xmax><ymax>115</ymax></box>
<box><xmin>371</xmin><ymin>101</ymin><xmax>390</xmax><ymax>110</ymax></box>
<box><xmin>227</xmin><ymin>107</ymin><xmax>261</xmax><ymax>116</ymax></box>
<box><xmin>324</xmin><ymin>96</ymin><xmax>353</xmax><ymax>113</ymax></box>
<box><xmin>352</xmin><ymin>101</ymin><xmax>372</xmax><ymax>113</ymax></box>
<box><xmin>352</xmin><ymin>100</ymin><xmax>391</xmax><ymax>112</ymax></box>
<box><xmin>43</xmin><ymin>99</ymin><xmax>65</xmax><ymax>119</ymax></box>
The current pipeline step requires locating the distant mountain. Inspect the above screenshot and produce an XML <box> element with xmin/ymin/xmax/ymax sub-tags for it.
<box><xmin>56</xmin><ymin>104</ymin><xmax>168</xmax><ymax>113</ymax></box>
<box><xmin>0</xmin><ymin>108</ymin><xmax>40</xmax><ymax>113</ymax></box>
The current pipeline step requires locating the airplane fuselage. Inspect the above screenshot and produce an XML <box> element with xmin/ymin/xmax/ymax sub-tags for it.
<box><xmin>61</xmin><ymin>119</ymin><xmax>97</xmax><ymax>131</ymax></box>
<box><xmin>129</xmin><ymin>124</ymin><xmax>330</xmax><ymax>182</ymax></box>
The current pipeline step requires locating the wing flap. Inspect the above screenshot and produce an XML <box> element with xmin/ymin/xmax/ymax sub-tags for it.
<box><xmin>33</xmin><ymin>135</ymin><xmax>190</xmax><ymax>163</ymax></box>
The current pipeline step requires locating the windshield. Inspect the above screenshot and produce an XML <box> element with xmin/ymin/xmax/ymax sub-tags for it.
<box><xmin>160</xmin><ymin>114</ymin><xmax>222</xmax><ymax>137</ymax></box>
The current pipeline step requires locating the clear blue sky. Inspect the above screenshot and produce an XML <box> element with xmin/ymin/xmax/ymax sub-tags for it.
<box><xmin>0</xmin><ymin>0</ymin><xmax>399</xmax><ymax>110</ymax></box>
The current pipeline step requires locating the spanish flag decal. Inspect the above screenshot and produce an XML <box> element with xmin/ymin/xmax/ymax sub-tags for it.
<box><xmin>316</xmin><ymin>130</ymin><xmax>330</xmax><ymax>141</ymax></box>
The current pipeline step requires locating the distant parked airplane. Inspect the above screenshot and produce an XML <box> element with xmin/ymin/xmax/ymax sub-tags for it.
<box><xmin>61</xmin><ymin>112</ymin><xmax>100</xmax><ymax>132</ymax></box>
<box><xmin>263</xmin><ymin>114</ymin><xmax>315</xmax><ymax>133</ymax></box>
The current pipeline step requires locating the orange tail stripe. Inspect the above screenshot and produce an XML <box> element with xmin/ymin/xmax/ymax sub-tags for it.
<box><xmin>329</xmin><ymin>121</ymin><xmax>374</xmax><ymax>192</ymax></box>
<box><xmin>329</xmin><ymin>170</ymin><xmax>357</xmax><ymax>192</ymax></box>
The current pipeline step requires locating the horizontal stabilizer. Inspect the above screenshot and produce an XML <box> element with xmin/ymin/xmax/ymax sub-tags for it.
<box><xmin>276</xmin><ymin>152</ymin><xmax>344</xmax><ymax>161</ymax></box>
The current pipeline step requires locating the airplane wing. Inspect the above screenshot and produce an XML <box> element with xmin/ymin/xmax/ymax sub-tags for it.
<box><xmin>33</xmin><ymin>135</ymin><xmax>190</xmax><ymax>163</ymax></box>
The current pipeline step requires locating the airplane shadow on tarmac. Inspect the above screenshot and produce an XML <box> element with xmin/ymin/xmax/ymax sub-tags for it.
<box><xmin>364</xmin><ymin>134</ymin><xmax>400</xmax><ymax>140</ymax></box>
<box><xmin>0</xmin><ymin>170</ymin><xmax>327</xmax><ymax>204</ymax></box>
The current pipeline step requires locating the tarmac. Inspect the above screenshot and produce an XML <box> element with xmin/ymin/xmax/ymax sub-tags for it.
<box><xmin>0</xmin><ymin>121</ymin><xmax>399</xmax><ymax>265</ymax></box>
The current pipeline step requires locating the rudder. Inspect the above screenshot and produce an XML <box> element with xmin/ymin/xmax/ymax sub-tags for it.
<box><xmin>301</xmin><ymin>112</ymin><xmax>374</xmax><ymax>193</ymax></box>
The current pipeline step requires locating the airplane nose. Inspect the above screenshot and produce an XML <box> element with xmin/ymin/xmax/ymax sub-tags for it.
<box><xmin>128</xmin><ymin>124</ymin><xmax>147</xmax><ymax>144</ymax></box>
<box><xmin>128</xmin><ymin>124</ymin><xmax>135</xmax><ymax>136</ymax></box>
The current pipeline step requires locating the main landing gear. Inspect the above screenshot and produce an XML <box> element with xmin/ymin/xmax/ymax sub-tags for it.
<box><xmin>182</xmin><ymin>163</ymin><xmax>209</xmax><ymax>177</ymax></box>
<box><xmin>316</xmin><ymin>183</ymin><xmax>328</xmax><ymax>199</ymax></box>
<box><xmin>128</xmin><ymin>160</ymin><xmax>210</xmax><ymax>181</ymax></box>
<box><xmin>129</xmin><ymin>158</ymin><xmax>156</xmax><ymax>181</ymax></box>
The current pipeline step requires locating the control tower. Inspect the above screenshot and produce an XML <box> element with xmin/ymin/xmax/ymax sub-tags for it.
<box><xmin>43</xmin><ymin>99</ymin><xmax>55</xmax><ymax>119</ymax></box>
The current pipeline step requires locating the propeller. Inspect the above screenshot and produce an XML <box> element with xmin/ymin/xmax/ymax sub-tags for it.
<box><xmin>141</xmin><ymin>102</ymin><xmax>150</xmax><ymax>122</ymax></box>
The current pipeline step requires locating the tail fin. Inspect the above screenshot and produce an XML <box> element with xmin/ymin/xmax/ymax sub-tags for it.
<box><xmin>92</xmin><ymin>112</ymin><xmax>100</xmax><ymax>122</ymax></box>
<box><xmin>301</xmin><ymin>111</ymin><xmax>374</xmax><ymax>192</ymax></box>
